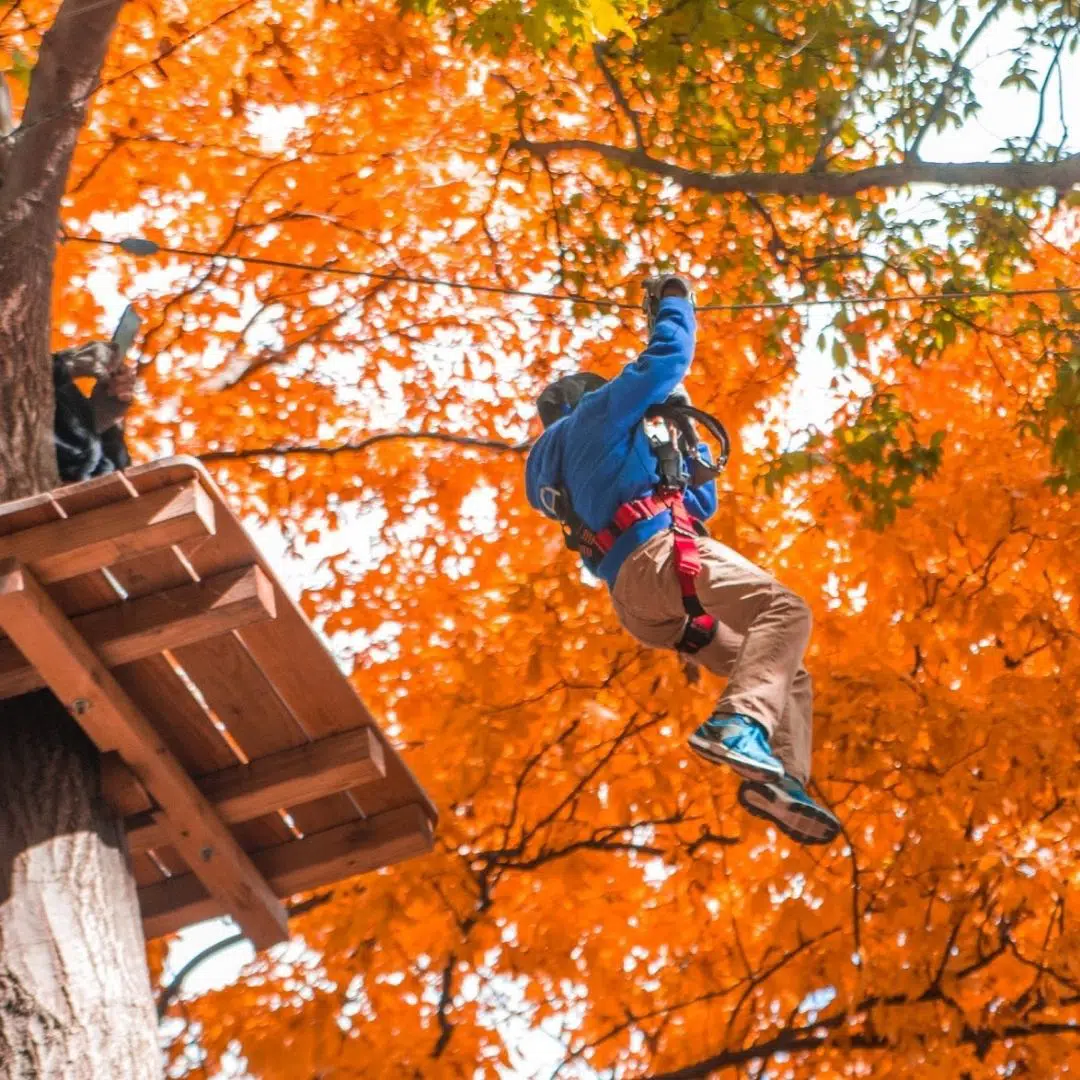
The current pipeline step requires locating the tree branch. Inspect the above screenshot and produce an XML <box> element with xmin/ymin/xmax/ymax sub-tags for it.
<box><xmin>907</xmin><ymin>0</ymin><xmax>1007</xmax><ymax>159</ymax></box>
<box><xmin>0</xmin><ymin>0</ymin><xmax>126</xmax><ymax>232</ymax></box>
<box><xmin>156</xmin><ymin>932</ymin><xmax>247</xmax><ymax>1021</ymax></box>
<box><xmin>811</xmin><ymin>0</ymin><xmax>923</xmax><ymax>170</ymax></box>
<box><xmin>593</xmin><ymin>42</ymin><xmax>645</xmax><ymax>150</ymax></box>
<box><xmin>648</xmin><ymin>1018</ymin><xmax>1080</xmax><ymax>1079</ymax></box>
<box><xmin>432</xmin><ymin>951</ymin><xmax>457</xmax><ymax>1058</ymax></box>
<box><xmin>155</xmin><ymin>890</ymin><xmax>333</xmax><ymax>1021</ymax></box>
<box><xmin>512</xmin><ymin>137</ymin><xmax>1080</xmax><ymax>196</ymax></box>
<box><xmin>1024</xmin><ymin>30</ymin><xmax>1069</xmax><ymax>161</ymax></box>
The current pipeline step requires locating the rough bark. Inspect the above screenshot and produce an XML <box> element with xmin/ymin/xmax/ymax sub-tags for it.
<box><xmin>0</xmin><ymin>0</ymin><xmax>163</xmax><ymax>1076</ymax></box>
<box><xmin>0</xmin><ymin>0</ymin><xmax>128</xmax><ymax>498</ymax></box>
<box><xmin>0</xmin><ymin>694</ymin><xmax>160</xmax><ymax>1079</ymax></box>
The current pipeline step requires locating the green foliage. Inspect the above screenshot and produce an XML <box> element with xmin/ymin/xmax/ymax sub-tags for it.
<box><xmin>834</xmin><ymin>395</ymin><xmax>946</xmax><ymax>529</ymax></box>
<box><xmin>1021</xmin><ymin>341</ymin><xmax>1080</xmax><ymax>493</ymax></box>
<box><xmin>760</xmin><ymin>442</ymin><xmax>829</xmax><ymax>497</ymax></box>
<box><xmin>8</xmin><ymin>48</ymin><xmax>31</xmax><ymax>88</ymax></box>
<box><xmin>401</xmin><ymin>0</ymin><xmax>638</xmax><ymax>53</ymax></box>
<box><xmin>762</xmin><ymin>396</ymin><xmax>946</xmax><ymax>530</ymax></box>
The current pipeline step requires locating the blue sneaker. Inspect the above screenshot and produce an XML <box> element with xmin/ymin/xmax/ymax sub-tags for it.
<box><xmin>687</xmin><ymin>713</ymin><xmax>784</xmax><ymax>783</ymax></box>
<box><xmin>738</xmin><ymin>776</ymin><xmax>841</xmax><ymax>845</ymax></box>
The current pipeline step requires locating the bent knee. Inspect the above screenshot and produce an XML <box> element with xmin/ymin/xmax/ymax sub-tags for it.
<box><xmin>774</xmin><ymin>587</ymin><xmax>812</xmax><ymax>631</ymax></box>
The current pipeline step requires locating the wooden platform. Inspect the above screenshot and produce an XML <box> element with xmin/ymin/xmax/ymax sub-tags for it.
<box><xmin>0</xmin><ymin>458</ymin><xmax>436</xmax><ymax>948</ymax></box>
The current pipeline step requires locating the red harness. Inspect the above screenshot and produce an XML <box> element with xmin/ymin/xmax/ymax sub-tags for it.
<box><xmin>593</xmin><ymin>491</ymin><xmax>717</xmax><ymax>655</ymax></box>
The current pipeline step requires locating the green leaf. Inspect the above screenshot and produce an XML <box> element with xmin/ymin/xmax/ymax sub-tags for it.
<box><xmin>586</xmin><ymin>0</ymin><xmax>634</xmax><ymax>38</ymax></box>
<box><xmin>10</xmin><ymin>48</ymin><xmax>31</xmax><ymax>89</ymax></box>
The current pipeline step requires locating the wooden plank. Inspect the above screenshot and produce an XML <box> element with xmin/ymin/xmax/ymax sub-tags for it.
<box><xmin>101</xmin><ymin>549</ymin><xmax>296</xmax><ymax>858</ymax></box>
<box><xmin>167</xmin><ymin>634</ymin><xmax>362</xmax><ymax>836</ymax></box>
<box><xmin>44</xmin><ymin>474</ymin><xmax>151</xmax><ymax>617</ymax></box>
<box><xmin>114</xmin><ymin>655</ymin><xmax>288</xmax><ymax>861</ymax></box>
<box><xmin>119</xmin><ymin>467</ymin><xmax>373</xmax><ymax>842</ymax></box>
<box><xmin>139</xmin><ymin>804</ymin><xmax>433</xmax><ymax>939</ymax></box>
<box><xmin>10</xmin><ymin>477</ymin><xmax>226</xmax><ymax>877</ymax></box>
<box><xmin>128</xmin><ymin>460</ymin><xmax>436</xmax><ymax>824</ymax></box>
<box><xmin>128</xmin><ymin>728</ymin><xmax>386</xmax><ymax>851</ymax></box>
<box><xmin>0</xmin><ymin>561</ymin><xmax>288</xmax><ymax>949</ymax></box>
<box><xmin>0</xmin><ymin>481</ymin><xmax>214</xmax><ymax>585</ymax></box>
<box><xmin>0</xmin><ymin>470</ymin><xmax>151</xmax><ymax>535</ymax></box>
<box><xmin>100</xmin><ymin>752</ymin><xmax>153</xmax><ymax>817</ymax></box>
<box><xmin>0</xmin><ymin>478</ymin><xmax>188</xmax><ymax>883</ymax></box>
<box><xmin>131</xmin><ymin>851</ymin><xmax>168</xmax><ymax>888</ymax></box>
<box><xmin>41</xmin><ymin>460</ymin><xmax>434</xmax><ymax>848</ymax></box>
<box><xmin>63</xmin><ymin>477</ymin><xmax>298</xmax><ymax>858</ymax></box>
<box><xmin>0</xmin><ymin>566</ymin><xmax>276</xmax><ymax>699</ymax></box>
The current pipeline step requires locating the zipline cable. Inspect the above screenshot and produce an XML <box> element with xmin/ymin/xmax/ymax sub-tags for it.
<box><xmin>65</xmin><ymin>233</ymin><xmax>1080</xmax><ymax>314</ymax></box>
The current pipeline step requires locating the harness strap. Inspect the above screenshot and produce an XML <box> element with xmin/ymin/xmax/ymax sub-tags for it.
<box><xmin>594</xmin><ymin>492</ymin><xmax>717</xmax><ymax>656</ymax></box>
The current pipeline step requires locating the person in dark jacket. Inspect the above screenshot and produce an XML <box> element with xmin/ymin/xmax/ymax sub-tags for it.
<box><xmin>526</xmin><ymin>275</ymin><xmax>840</xmax><ymax>845</ymax></box>
<box><xmin>52</xmin><ymin>341</ymin><xmax>134</xmax><ymax>483</ymax></box>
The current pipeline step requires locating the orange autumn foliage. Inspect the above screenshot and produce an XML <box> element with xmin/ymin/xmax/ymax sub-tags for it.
<box><xmin>4</xmin><ymin>0</ymin><xmax>1080</xmax><ymax>1075</ymax></box>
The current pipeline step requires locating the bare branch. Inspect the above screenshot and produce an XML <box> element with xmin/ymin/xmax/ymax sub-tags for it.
<box><xmin>1024</xmin><ymin>30</ymin><xmax>1070</xmax><ymax>160</ymax></box>
<box><xmin>482</xmin><ymin>836</ymin><xmax>664</xmax><ymax>871</ymax></box>
<box><xmin>512</xmin><ymin>137</ymin><xmax>1080</xmax><ymax>197</ymax></box>
<box><xmin>198</xmin><ymin>430</ymin><xmax>532</xmax><ymax>463</ymax></box>
<box><xmin>156</xmin><ymin>932</ymin><xmax>246</xmax><ymax>1020</ymax></box>
<box><xmin>593</xmin><ymin>42</ymin><xmax>645</xmax><ymax>150</ymax></box>
<box><xmin>648</xmin><ymin>1019</ymin><xmax>1080</xmax><ymax>1079</ymax></box>
<box><xmin>432</xmin><ymin>951</ymin><xmax>457</xmax><ymax>1058</ymax></box>
<box><xmin>907</xmin><ymin>0</ymin><xmax>1008</xmax><ymax>159</ymax></box>
<box><xmin>811</xmin><ymin>0</ymin><xmax>924</xmax><ymax>170</ymax></box>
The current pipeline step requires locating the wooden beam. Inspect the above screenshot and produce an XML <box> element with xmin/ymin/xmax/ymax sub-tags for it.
<box><xmin>128</xmin><ymin>728</ymin><xmax>387</xmax><ymax>852</ymax></box>
<box><xmin>139</xmin><ymin>804</ymin><xmax>433</xmax><ymax>939</ymax></box>
<box><xmin>100</xmin><ymin>752</ymin><xmax>153</xmax><ymax>817</ymax></box>
<box><xmin>0</xmin><ymin>565</ymin><xmax>275</xmax><ymax>699</ymax></box>
<box><xmin>0</xmin><ymin>481</ymin><xmax>214</xmax><ymax>585</ymax></box>
<box><xmin>0</xmin><ymin>560</ymin><xmax>288</xmax><ymax>949</ymax></box>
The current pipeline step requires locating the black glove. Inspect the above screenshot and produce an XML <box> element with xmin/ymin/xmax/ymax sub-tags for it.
<box><xmin>643</xmin><ymin>274</ymin><xmax>694</xmax><ymax>334</ymax></box>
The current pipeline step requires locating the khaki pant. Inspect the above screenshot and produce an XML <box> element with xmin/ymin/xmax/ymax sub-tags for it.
<box><xmin>611</xmin><ymin>531</ymin><xmax>813</xmax><ymax>783</ymax></box>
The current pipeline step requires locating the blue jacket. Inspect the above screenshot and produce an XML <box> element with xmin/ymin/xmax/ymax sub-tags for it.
<box><xmin>525</xmin><ymin>296</ymin><xmax>717</xmax><ymax>588</ymax></box>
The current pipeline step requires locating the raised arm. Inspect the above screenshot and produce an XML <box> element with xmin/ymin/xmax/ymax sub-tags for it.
<box><xmin>606</xmin><ymin>295</ymin><xmax>696</xmax><ymax>426</ymax></box>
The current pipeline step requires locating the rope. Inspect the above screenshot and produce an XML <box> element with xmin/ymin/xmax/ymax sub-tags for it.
<box><xmin>64</xmin><ymin>233</ymin><xmax>1080</xmax><ymax>314</ymax></box>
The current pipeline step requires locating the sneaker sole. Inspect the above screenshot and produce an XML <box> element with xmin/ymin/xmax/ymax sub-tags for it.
<box><xmin>687</xmin><ymin>733</ymin><xmax>784</xmax><ymax>783</ymax></box>
<box><xmin>738</xmin><ymin>781</ymin><xmax>840</xmax><ymax>846</ymax></box>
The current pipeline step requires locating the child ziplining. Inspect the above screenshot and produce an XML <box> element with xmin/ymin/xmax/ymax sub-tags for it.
<box><xmin>525</xmin><ymin>275</ymin><xmax>840</xmax><ymax>846</ymax></box>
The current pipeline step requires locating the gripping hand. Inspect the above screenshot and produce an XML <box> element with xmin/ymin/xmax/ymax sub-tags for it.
<box><xmin>642</xmin><ymin>274</ymin><xmax>694</xmax><ymax>335</ymax></box>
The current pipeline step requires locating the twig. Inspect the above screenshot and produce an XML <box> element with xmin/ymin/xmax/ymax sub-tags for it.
<box><xmin>908</xmin><ymin>0</ymin><xmax>1008</xmax><ymax>159</ymax></box>
<box><xmin>156</xmin><ymin>932</ymin><xmax>246</xmax><ymax>1020</ymax></box>
<box><xmin>811</xmin><ymin>0</ymin><xmax>924</xmax><ymax>170</ymax></box>
<box><xmin>1024</xmin><ymin>30</ymin><xmax>1069</xmax><ymax>160</ymax></box>
<box><xmin>593</xmin><ymin>42</ymin><xmax>645</xmax><ymax>150</ymax></box>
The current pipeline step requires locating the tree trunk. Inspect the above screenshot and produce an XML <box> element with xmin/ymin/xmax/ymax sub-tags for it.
<box><xmin>0</xmin><ymin>694</ymin><xmax>160</xmax><ymax>1078</ymax></box>
<box><xmin>0</xmin><ymin>0</ymin><xmax>163</xmax><ymax>1075</ymax></box>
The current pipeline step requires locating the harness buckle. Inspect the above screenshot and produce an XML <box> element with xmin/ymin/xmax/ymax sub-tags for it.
<box><xmin>676</xmin><ymin>614</ymin><xmax>716</xmax><ymax>655</ymax></box>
